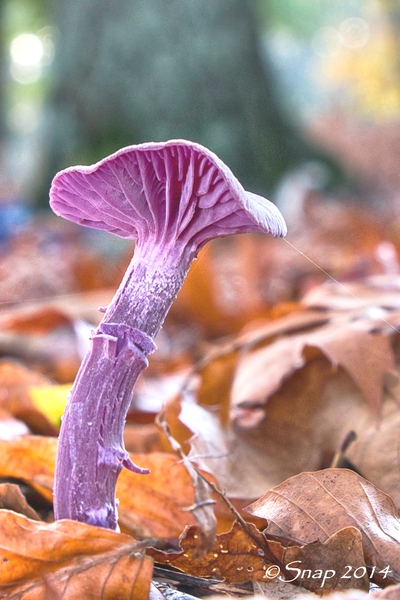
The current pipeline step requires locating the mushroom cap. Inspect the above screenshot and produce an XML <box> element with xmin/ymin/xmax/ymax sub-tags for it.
<box><xmin>50</xmin><ymin>140</ymin><xmax>286</xmax><ymax>252</ymax></box>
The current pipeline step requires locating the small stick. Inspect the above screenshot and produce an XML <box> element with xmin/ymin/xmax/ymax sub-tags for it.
<box><xmin>331</xmin><ymin>430</ymin><xmax>357</xmax><ymax>468</ymax></box>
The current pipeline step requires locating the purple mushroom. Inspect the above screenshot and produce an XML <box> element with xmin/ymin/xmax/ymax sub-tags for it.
<box><xmin>50</xmin><ymin>139</ymin><xmax>287</xmax><ymax>530</ymax></box>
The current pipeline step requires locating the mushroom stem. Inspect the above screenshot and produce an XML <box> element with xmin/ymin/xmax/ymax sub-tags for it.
<box><xmin>54</xmin><ymin>245</ymin><xmax>191</xmax><ymax>529</ymax></box>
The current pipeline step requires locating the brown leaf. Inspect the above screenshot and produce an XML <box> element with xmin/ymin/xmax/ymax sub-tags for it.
<box><xmin>149</xmin><ymin>521</ymin><xmax>272</xmax><ymax>583</ymax></box>
<box><xmin>178</xmin><ymin>345</ymin><xmax>400</xmax><ymax>507</ymax></box>
<box><xmin>231</xmin><ymin>318</ymin><xmax>396</xmax><ymax>417</ymax></box>
<box><xmin>270</xmin><ymin>527</ymin><xmax>368</xmax><ymax>594</ymax></box>
<box><xmin>197</xmin><ymin>350</ymin><xmax>239</xmax><ymax>426</ymax></box>
<box><xmin>246</xmin><ymin>469</ymin><xmax>400</xmax><ymax>586</ymax></box>
<box><xmin>0</xmin><ymin>483</ymin><xmax>40</xmax><ymax>520</ymax></box>
<box><xmin>375</xmin><ymin>583</ymin><xmax>400</xmax><ymax>599</ymax></box>
<box><xmin>0</xmin><ymin>510</ymin><xmax>152</xmax><ymax>599</ymax></box>
<box><xmin>303</xmin><ymin>275</ymin><xmax>400</xmax><ymax>312</ymax></box>
<box><xmin>0</xmin><ymin>288</ymin><xmax>114</xmax><ymax>328</ymax></box>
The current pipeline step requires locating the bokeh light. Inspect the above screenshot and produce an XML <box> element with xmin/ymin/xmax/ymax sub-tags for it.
<box><xmin>339</xmin><ymin>18</ymin><xmax>370</xmax><ymax>49</ymax></box>
<box><xmin>9</xmin><ymin>32</ymin><xmax>48</xmax><ymax>84</ymax></box>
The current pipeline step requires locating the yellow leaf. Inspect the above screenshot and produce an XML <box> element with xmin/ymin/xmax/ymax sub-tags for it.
<box><xmin>29</xmin><ymin>384</ymin><xmax>70</xmax><ymax>428</ymax></box>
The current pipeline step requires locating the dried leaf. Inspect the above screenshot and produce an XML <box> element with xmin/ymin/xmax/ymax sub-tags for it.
<box><xmin>303</xmin><ymin>275</ymin><xmax>400</xmax><ymax>312</ymax></box>
<box><xmin>0</xmin><ymin>510</ymin><xmax>152</xmax><ymax>599</ymax></box>
<box><xmin>149</xmin><ymin>521</ymin><xmax>272</xmax><ymax>583</ymax></box>
<box><xmin>375</xmin><ymin>584</ymin><xmax>400</xmax><ymax>599</ymax></box>
<box><xmin>0</xmin><ymin>437</ymin><xmax>201</xmax><ymax>538</ymax></box>
<box><xmin>246</xmin><ymin>469</ymin><xmax>400</xmax><ymax>586</ymax></box>
<box><xmin>0</xmin><ymin>436</ymin><xmax>55</xmax><ymax>502</ymax></box>
<box><xmin>0</xmin><ymin>362</ymin><xmax>57</xmax><ymax>435</ymax></box>
<box><xmin>117</xmin><ymin>452</ymin><xmax>200</xmax><ymax>538</ymax></box>
<box><xmin>231</xmin><ymin>318</ymin><xmax>396</xmax><ymax>417</ymax></box>
<box><xmin>28</xmin><ymin>384</ymin><xmax>70</xmax><ymax>429</ymax></box>
<box><xmin>270</xmin><ymin>527</ymin><xmax>368</xmax><ymax>594</ymax></box>
<box><xmin>0</xmin><ymin>483</ymin><xmax>40</xmax><ymax>520</ymax></box>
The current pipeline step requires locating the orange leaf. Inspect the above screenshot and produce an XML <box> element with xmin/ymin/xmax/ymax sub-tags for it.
<box><xmin>117</xmin><ymin>452</ymin><xmax>199</xmax><ymax>538</ymax></box>
<box><xmin>149</xmin><ymin>521</ymin><xmax>272</xmax><ymax>583</ymax></box>
<box><xmin>0</xmin><ymin>510</ymin><xmax>152</xmax><ymax>599</ymax></box>
<box><xmin>0</xmin><ymin>307</ymin><xmax>73</xmax><ymax>335</ymax></box>
<box><xmin>0</xmin><ymin>362</ymin><xmax>57</xmax><ymax>435</ymax></box>
<box><xmin>0</xmin><ymin>436</ymin><xmax>55</xmax><ymax>502</ymax></box>
<box><xmin>0</xmin><ymin>438</ymin><xmax>199</xmax><ymax>538</ymax></box>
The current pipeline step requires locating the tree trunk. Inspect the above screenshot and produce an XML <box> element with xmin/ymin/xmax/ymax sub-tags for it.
<box><xmin>38</xmin><ymin>0</ymin><xmax>315</xmax><ymax>206</ymax></box>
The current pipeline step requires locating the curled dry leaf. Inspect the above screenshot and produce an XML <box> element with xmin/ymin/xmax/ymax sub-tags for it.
<box><xmin>174</xmin><ymin>354</ymin><xmax>400</xmax><ymax>508</ymax></box>
<box><xmin>246</xmin><ymin>469</ymin><xmax>400</xmax><ymax>587</ymax></box>
<box><xmin>172</xmin><ymin>280</ymin><xmax>400</xmax><ymax>505</ymax></box>
<box><xmin>0</xmin><ymin>510</ymin><xmax>152</xmax><ymax>600</ymax></box>
<box><xmin>231</xmin><ymin>317</ymin><xmax>396</xmax><ymax>420</ymax></box>
<box><xmin>0</xmin><ymin>483</ymin><xmax>40</xmax><ymax>520</ymax></box>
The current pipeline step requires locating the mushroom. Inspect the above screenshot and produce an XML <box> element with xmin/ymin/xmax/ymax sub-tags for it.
<box><xmin>50</xmin><ymin>139</ymin><xmax>287</xmax><ymax>530</ymax></box>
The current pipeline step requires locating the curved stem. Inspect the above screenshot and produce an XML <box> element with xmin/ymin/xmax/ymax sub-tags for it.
<box><xmin>54</xmin><ymin>246</ymin><xmax>190</xmax><ymax>529</ymax></box>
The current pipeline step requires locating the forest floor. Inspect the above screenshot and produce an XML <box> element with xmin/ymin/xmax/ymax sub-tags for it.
<box><xmin>0</xmin><ymin>119</ymin><xmax>400</xmax><ymax>598</ymax></box>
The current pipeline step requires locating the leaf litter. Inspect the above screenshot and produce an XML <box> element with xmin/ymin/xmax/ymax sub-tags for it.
<box><xmin>0</xmin><ymin>202</ymin><xmax>399</xmax><ymax>597</ymax></box>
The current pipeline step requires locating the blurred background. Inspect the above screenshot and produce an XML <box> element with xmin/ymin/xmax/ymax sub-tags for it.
<box><xmin>0</xmin><ymin>0</ymin><xmax>400</xmax><ymax>343</ymax></box>
<box><xmin>0</xmin><ymin>0</ymin><xmax>399</xmax><ymax>396</ymax></box>
<box><xmin>1</xmin><ymin>0</ymin><xmax>399</xmax><ymax>210</ymax></box>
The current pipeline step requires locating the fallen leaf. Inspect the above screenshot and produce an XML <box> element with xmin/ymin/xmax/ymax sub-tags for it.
<box><xmin>171</xmin><ymin>280</ymin><xmax>400</xmax><ymax>504</ymax></box>
<box><xmin>117</xmin><ymin>452</ymin><xmax>200</xmax><ymax>538</ymax></box>
<box><xmin>375</xmin><ymin>584</ymin><xmax>400</xmax><ymax>599</ymax></box>
<box><xmin>28</xmin><ymin>384</ymin><xmax>70</xmax><ymax>429</ymax></box>
<box><xmin>0</xmin><ymin>510</ymin><xmax>152</xmax><ymax>599</ymax></box>
<box><xmin>246</xmin><ymin>469</ymin><xmax>400</xmax><ymax>586</ymax></box>
<box><xmin>0</xmin><ymin>436</ymin><xmax>55</xmax><ymax>502</ymax></box>
<box><xmin>303</xmin><ymin>275</ymin><xmax>400</xmax><ymax>312</ymax></box>
<box><xmin>270</xmin><ymin>527</ymin><xmax>369</xmax><ymax>594</ymax></box>
<box><xmin>0</xmin><ymin>437</ymin><xmax>203</xmax><ymax>539</ymax></box>
<box><xmin>149</xmin><ymin>521</ymin><xmax>273</xmax><ymax>583</ymax></box>
<box><xmin>0</xmin><ymin>362</ymin><xmax>57</xmax><ymax>435</ymax></box>
<box><xmin>0</xmin><ymin>483</ymin><xmax>40</xmax><ymax>520</ymax></box>
<box><xmin>231</xmin><ymin>317</ymin><xmax>396</xmax><ymax>417</ymax></box>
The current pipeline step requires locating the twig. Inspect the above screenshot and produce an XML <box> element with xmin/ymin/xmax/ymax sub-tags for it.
<box><xmin>157</xmin><ymin>412</ymin><xmax>290</xmax><ymax>579</ymax></box>
<box><xmin>330</xmin><ymin>430</ymin><xmax>357</xmax><ymax>468</ymax></box>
